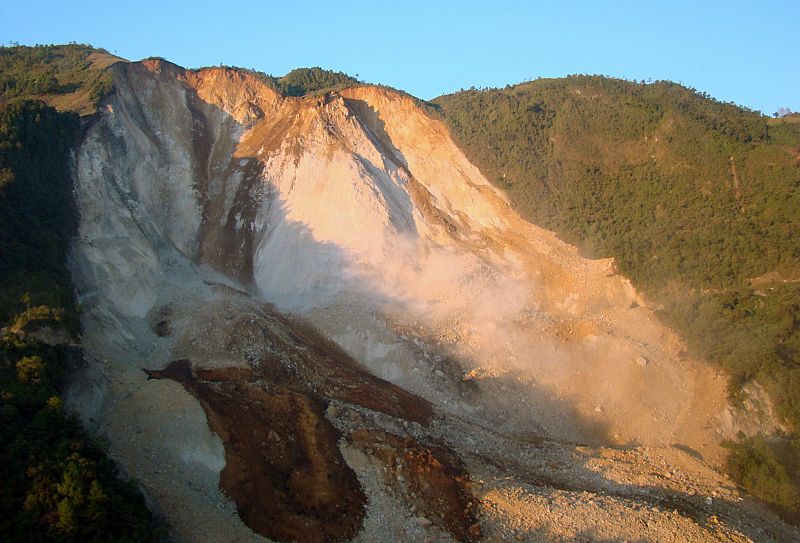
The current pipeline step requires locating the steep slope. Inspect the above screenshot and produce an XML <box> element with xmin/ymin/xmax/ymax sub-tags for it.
<box><xmin>73</xmin><ymin>59</ymin><xmax>725</xmax><ymax>449</ymax></box>
<box><xmin>66</xmin><ymin>59</ymin><xmax>797</xmax><ymax>542</ymax></box>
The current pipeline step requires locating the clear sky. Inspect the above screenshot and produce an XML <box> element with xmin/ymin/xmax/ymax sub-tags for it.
<box><xmin>3</xmin><ymin>0</ymin><xmax>798</xmax><ymax>114</ymax></box>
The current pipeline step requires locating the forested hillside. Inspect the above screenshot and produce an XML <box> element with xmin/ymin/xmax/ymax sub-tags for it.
<box><xmin>0</xmin><ymin>46</ymin><xmax>161</xmax><ymax>540</ymax></box>
<box><xmin>433</xmin><ymin>76</ymin><xmax>800</xmax><ymax>515</ymax></box>
<box><xmin>0</xmin><ymin>44</ymin><xmax>120</xmax><ymax>115</ymax></box>
<box><xmin>275</xmin><ymin>67</ymin><xmax>361</xmax><ymax>96</ymax></box>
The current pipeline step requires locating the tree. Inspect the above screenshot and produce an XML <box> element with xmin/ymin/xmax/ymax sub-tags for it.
<box><xmin>16</xmin><ymin>355</ymin><xmax>43</xmax><ymax>384</ymax></box>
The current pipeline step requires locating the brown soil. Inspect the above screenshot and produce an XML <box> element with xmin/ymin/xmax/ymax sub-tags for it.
<box><xmin>349</xmin><ymin>428</ymin><xmax>482</xmax><ymax>542</ymax></box>
<box><xmin>143</xmin><ymin>304</ymin><xmax>435</xmax><ymax>542</ymax></box>
<box><xmin>257</xmin><ymin>311</ymin><xmax>434</xmax><ymax>425</ymax></box>
<box><xmin>147</xmin><ymin>360</ymin><xmax>366</xmax><ymax>543</ymax></box>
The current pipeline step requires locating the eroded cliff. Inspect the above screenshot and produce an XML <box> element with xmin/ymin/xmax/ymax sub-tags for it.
<box><xmin>66</xmin><ymin>59</ymin><xmax>796</xmax><ymax>542</ymax></box>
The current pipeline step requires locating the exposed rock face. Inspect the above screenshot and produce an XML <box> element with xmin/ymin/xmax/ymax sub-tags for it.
<box><xmin>72</xmin><ymin>59</ymin><xmax>715</xmax><ymax>444</ymax></box>
<box><xmin>66</xmin><ymin>60</ymin><xmax>796</xmax><ymax>542</ymax></box>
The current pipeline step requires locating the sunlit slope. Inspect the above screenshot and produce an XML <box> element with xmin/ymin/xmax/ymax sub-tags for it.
<box><xmin>73</xmin><ymin>60</ymin><xmax>735</xmax><ymax>455</ymax></box>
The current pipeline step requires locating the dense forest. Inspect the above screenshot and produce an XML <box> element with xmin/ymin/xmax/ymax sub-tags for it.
<box><xmin>432</xmin><ymin>76</ymin><xmax>800</xmax><ymax>516</ymax></box>
<box><xmin>0</xmin><ymin>47</ymin><xmax>161</xmax><ymax>541</ymax></box>
<box><xmin>275</xmin><ymin>67</ymin><xmax>361</xmax><ymax>96</ymax></box>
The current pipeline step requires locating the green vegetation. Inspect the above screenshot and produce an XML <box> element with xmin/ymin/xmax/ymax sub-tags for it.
<box><xmin>276</xmin><ymin>67</ymin><xmax>360</xmax><ymax>97</ymax></box>
<box><xmin>0</xmin><ymin>102</ymin><xmax>79</xmax><ymax>324</ymax></box>
<box><xmin>433</xmin><ymin>75</ymin><xmax>800</xmax><ymax>515</ymax></box>
<box><xmin>724</xmin><ymin>436</ymin><xmax>800</xmax><ymax>519</ymax></box>
<box><xmin>0</xmin><ymin>44</ymin><xmax>116</xmax><ymax>114</ymax></box>
<box><xmin>0</xmin><ymin>99</ymin><xmax>161</xmax><ymax>540</ymax></box>
<box><xmin>1</xmin><ymin>320</ymin><xmax>162</xmax><ymax>541</ymax></box>
<box><xmin>201</xmin><ymin>65</ymin><xmax>362</xmax><ymax>97</ymax></box>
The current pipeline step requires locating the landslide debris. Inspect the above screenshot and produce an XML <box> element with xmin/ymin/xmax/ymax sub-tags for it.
<box><xmin>349</xmin><ymin>428</ymin><xmax>482</xmax><ymax>542</ymax></box>
<box><xmin>144</xmin><ymin>301</ymin><xmax>465</xmax><ymax>542</ymax></box>
<box><xmin>65</xmin><ymin>56</ymin><xmax>800</xmax><ymax>543</ymax></box>
<box><xmin>147</xmin><ymin>360</ymin><xmax>365</xmax><ymax>543</ymax></box>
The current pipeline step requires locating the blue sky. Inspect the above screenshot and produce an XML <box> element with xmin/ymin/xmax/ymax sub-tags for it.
<box><xmin>3</xmin><ymin>0</ymin><xmax>798</xmax><ymax>114</ymax></box>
